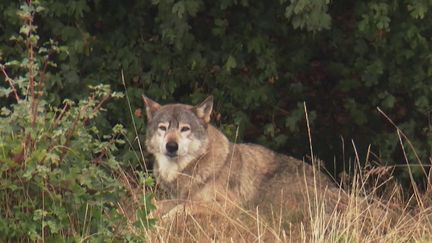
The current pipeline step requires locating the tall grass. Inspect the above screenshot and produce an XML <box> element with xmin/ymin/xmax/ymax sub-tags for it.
<box><xmin>117</xmin><ymin>158</ymin><xmax>432</xmax><ymax>242</ymax></box>
<box><xmin>119</xmin><ymin>93</ymin><xmax>432</xmax><ymax>242</ymax></box>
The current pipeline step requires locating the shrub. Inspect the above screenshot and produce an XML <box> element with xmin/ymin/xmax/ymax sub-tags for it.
<box><xmin>0</xmin><ymin>1</ymin><xmax>154</xmax><ymax>241</ymax></box>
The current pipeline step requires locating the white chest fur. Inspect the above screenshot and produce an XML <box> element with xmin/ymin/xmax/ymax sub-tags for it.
<box><xmin>155</xmin><ymin>154</ymin><xmax>179</xmax><ymax>182</ymax></box>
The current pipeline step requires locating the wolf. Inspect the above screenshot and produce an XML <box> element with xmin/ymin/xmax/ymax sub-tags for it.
<box><xmin>142</xmin><ymin>95</ymin><xmax>344</xmax><ymax>218</ymax></box>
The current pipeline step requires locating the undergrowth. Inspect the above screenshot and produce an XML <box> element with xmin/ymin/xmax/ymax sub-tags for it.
<box><xmin>2</xmin><ymin>1</ymin><xmax>432</xmax><ymax>242</ymax></box>
<box><xmin>138</xmin><ymin>157</ymin><xmax>432</xmax><ymax>242</ymax></box>
<box><xmin>0</xmin><ymin>1</ymin><xmax>155</xmax><ymax>241</ymax></box>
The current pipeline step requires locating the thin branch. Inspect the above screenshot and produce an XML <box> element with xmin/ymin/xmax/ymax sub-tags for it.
<box><xmin>0</xmin><ymin>65</ymin><xmax>21</xmax><ymax>102</ymax></box>
<box><xmin>25</xmin><ymin>0</ymin><xmax>36</xmax><ymax>128</ymax></box>
<box><xmin>92</xmin><ymin>94</ymin><xmax>111</xmax><ymax>114</ymax></box>
<box><xmin>82</xmin><ymin>94</ymin><xmax>111</xmax><ymax>124</ymax></box>
<box><xmin>377</xmin><ymin>107</ymin><xmax>428</xmax><ymax>177</ymax></box>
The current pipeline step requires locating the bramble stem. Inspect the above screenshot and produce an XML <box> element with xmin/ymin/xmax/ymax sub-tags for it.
<box><xmin>0</xmin><ymin>65</ymin><xmax>20</xmax><ymax>102</ymax></box>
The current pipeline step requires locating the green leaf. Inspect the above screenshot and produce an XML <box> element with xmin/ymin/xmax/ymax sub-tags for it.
<box><xmin>408</xmin><ymin>1</ymin><xmax>429</xmax><ymax>19</ymax></box>
<box><xmin>172</xmin><ymin>1</ymin><xmax>186</xmax><ymax>18</ymax></box>
<box><xmin>381</xmin><ymin>94</ymin><xmax>396</xmax><ymax>109</ymax></box>
<box><xmin>225</xmin><ymin>55</ymin><xmax>237</xmax><ymax>71</ymax></box>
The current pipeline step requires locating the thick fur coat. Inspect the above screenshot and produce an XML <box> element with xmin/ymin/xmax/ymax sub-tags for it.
<box><xmin>143</xmin><ymin>96</ymin><xmax>342</xmax><ymax>216</ymax></box>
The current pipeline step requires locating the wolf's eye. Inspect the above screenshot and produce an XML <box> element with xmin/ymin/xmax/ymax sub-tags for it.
<box><xmin>180</xmin><ymin>126</ymin><xmax>190</xmax><ymax>132</ymax></box>
<box><xmin>158</xmin><ymin>125</ymin><xmax>167</xmax><ymax>131</ymax></box>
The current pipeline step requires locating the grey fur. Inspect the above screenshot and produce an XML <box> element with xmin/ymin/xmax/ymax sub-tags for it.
<box><xmin>143</xmin><ymin>96</ymin><xmax>346</xmax><ymax>218</ymax></box>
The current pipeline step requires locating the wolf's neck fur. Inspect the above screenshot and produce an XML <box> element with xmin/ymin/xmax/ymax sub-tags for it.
<box><xmin>201</xmin><ymin>125</ymin><xmax>230</xmax><ymax>165</ymax></box>
<box><xmin>185</xmin><ymin>125</ymin><xmax>231</xmax><ymax>180</ymax></box>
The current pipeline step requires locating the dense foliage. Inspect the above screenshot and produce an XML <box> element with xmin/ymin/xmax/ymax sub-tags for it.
<box><xmin>0</xmin><ymin>1</ymin><xmax>154</xmax><ymax>240</ymax></box>
<box><xmin>1</xmin><ymin>0</ymin><xmax>431</xmax><ymax>201</ymax></box>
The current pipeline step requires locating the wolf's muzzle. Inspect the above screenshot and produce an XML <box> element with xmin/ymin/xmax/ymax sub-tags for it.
<box><xmin>166</xmin><ymin>141</ymin><xmax>178</xmax><ymax>157</ymax></box>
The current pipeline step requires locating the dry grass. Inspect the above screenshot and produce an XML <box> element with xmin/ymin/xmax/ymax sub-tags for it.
<box><xmin>116</xmin><ymin>164</ymin><xmax>432</xmax><ymax>243</ymax></box>
<box><xmin>115</xmin><ymin>145</ymin><xmax>432</xmax><ymax>243</ymax></box>
<box><xmin>121</xmin><ymin>83</ymin><xmax>432</xmax><ymax>242</ymax></box>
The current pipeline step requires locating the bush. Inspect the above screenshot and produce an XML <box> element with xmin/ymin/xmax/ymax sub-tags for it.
<box><xmin>0</xmin><ymin>2</ymin><xmax>154</xmax><ymax>241</ymax></box>
<box><xmin>1</xmin><ymin>1</ymin><xmax>431</xmax><ymax>189</ymax></box>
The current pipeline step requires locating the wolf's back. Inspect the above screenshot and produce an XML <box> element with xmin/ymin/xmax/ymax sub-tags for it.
<box><xmin>224</xmin><ymin>142</ymin><xmax>342</xmax><ymax>213</ymax></box>
<box><xmin>224</xmin><ymin>141</ymin><xmax>337</xmax><ymax>205</ymax></box>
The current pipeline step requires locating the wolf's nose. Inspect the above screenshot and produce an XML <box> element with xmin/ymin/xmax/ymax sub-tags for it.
<box><xmin>166</xmin><ymin>141</ymin><xmax>178</xmax><ymax>154</ymax></box>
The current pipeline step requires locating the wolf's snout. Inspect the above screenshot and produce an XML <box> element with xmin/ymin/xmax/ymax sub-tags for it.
<box><xmin>166</xmin><ymin>141</ymin><xmax>179</xmax><ymax>156</ymax></box>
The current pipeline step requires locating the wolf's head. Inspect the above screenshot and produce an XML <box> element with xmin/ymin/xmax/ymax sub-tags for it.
<box><xmin>142</xmin><ymin>95</ymin><xmax>213</xmax><ymax>177</ymax></box>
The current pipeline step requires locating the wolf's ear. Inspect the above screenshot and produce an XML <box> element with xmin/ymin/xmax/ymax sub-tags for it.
<box><xmin>142</xmin><ymin>95</ymin><xmax>161</xmax><ymax>121</ymax></box>
<box><xmin>194</xmin><ymin>96</ymin><xmax>213</xmax><ymax>123</ymax></box>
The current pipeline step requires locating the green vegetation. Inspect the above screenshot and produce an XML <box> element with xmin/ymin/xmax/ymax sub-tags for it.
<box><xmin>3</xmin><ymin>0</ymin><xmax>430</xmax><ymax>177</ymax></box>
<box><xmin>0</xmin><ymin>1</ymin><xmax>154</xmax><ymax>240</ymax></box>
<box><xmin>1</xmin><ymin>0</ymin><xmax>432</xmax><ymax>241</ymax></box>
